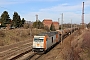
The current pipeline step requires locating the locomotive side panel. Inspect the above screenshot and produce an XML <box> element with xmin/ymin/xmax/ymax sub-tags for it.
<box><xmin>46</xmin><ymin>34</ymin><xmax>58</xmax><ymax>50</ymax></box>
<box><xmin>46</xmin><ymin>37</ymin><xmax>52</xmax><ymax>49</ymax></box>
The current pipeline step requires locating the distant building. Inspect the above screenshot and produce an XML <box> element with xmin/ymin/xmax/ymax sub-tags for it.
<box><xmin>25</xmin><ymin>21</ymin><xmax>33</xmax><ymax>28</ymax></box>
<box><xmin>25</xmin><ymin>21</ymin><xmax>32</xmax><ymax>24</ymax></box>
<box><xmin>52</xmin><ymin>22</ymin><xmax>59</xmax><ymax>30</ymax></box>
<box><xmin>43</xmin><ymin>19</ymin><xmax>52</xmax><ymax>29</ymax></box>
<box><xmin>43</xmin><ymin>19</ymin><xmax>59</xmax><ymax>30</ymax></box>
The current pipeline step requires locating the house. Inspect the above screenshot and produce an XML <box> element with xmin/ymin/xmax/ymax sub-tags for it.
<box><xmin>43</xmin><ymin>19</ymin><xmax>59</xmax><ymax>30</ymax></box>
<box><xmin>43</xmin><ymin>19</ymin><xmax>52</xmax><ymax>29</ymax></box>
<box><xmin>52</xmin><ymin>22</ymin><xmax>59</xmax><ymax>30</ymax></box>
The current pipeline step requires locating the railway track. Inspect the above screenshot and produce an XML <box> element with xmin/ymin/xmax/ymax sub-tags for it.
<box><xmin>0</xmin><ymin>40</ymin><xmax>32</xmax><ymax>52</ymax></box>
<box><xmin>9</xmin><ymin>48</ymin><xmax>32</xmax><ymax>60</ymax></box>
<box><xmin>0</xmin><ymin>38</ymin><xmax>44</xmax><ymax>60</ymax></box>
<box><xmin>0</xmin><ymin>41</ymin><xmax>32</xmax><ymax>60</ymax></box>
<box><xmin>25</xmin><ymin>52</ymin><xmax>43</xmax><ymax>60</ymax></box>
<box><xmin>10</xmin><ymin>51</ymin><xmax>43</xmax><ymax>60</ymax></box>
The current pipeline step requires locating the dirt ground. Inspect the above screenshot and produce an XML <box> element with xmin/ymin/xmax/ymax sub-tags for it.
<box><xmin>38</xmin><ymin>29</ymin><xmax>90</xmax><ymax>60</ymax></box>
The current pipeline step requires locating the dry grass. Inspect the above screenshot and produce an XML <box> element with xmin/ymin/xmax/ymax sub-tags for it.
<box><xmin>0</xmin><ymin>28</ymin><xmax>46</xmax><ymax>46</ymax></box>
<box><xmin>55</xmin><ymin>30</ymin><xmax>82</xmax><ymax>60</ymax></box>
<box><xmin>56</xmin><ymin>29</ymin><xmax>90</xmax><ymax>60</ymax></box>
<box><xmin>79</xmin><ymin>30</ymin><xmax>90</xmax><ymax>60</ymax></box>
<box><xmin>0</xmin><ymin>31</ymin><xmax>5</xmax><ymax>37</ymax></box>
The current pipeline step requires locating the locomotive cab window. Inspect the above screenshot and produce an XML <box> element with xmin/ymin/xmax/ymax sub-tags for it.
<box><xmin>34</xmin><ymin>38</ymin><xmax>43</xmax><ymax>42</ymax></box>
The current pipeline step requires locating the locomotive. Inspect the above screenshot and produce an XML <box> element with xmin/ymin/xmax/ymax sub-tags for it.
<box><xmin>32</xmin><ymin>31</ymin><xmax>60</xmax><ymax>52</ymax></box>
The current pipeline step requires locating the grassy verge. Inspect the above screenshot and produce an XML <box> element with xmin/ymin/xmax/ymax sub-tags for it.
<box><xmin>0</xmin><ymin>28</ymin><xmax>46</xmax><ymax>46</ymax></box>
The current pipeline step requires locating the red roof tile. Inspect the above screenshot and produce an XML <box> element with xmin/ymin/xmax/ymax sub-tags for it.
<box><xmin>53</xmin><ymin>22</ymin><xmax>59</xmax><ymax>24</ymax></box>
<box><xmin>43</xmin><ymin>19</ymin><xmax>52</xmax><ymax>24</ymax></box>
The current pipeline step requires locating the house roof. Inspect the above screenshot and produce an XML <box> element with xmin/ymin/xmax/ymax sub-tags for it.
<box><xmin>43</xmin><ymin>19</ymin><xmax>52</xmax><ymax>21</ymax></box>
<box><xmin>53</xmin><ymin>22</ymin><xmax>59</xmax><ymax>25</ymax></box>
<box><xmin>43</xmin><ymin>19</ymin><xmax>52</xmax><ymax>24</ymax></box>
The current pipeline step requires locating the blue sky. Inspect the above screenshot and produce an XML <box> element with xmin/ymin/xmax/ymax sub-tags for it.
<box><xmin>0</xmin><ymin>0</ymin><xmax>90</xmax><ymax>24</ymax></box>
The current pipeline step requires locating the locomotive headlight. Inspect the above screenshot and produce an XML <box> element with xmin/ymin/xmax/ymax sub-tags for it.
<box><xmin>40</xmin><ymin>45</ymin><xmax>44</xmax><ymax>48</ymax></box>
<box><xmin>37</xmin><ymin>44</ymin><xmax>40</xmax><ymax>46</ymax></box>
<box><xmin>33</xmin><ymin>46</ymin><xmax>35</xmax><ymax>48</ymax></box>
<box><xmin>40</xmin><ymin>46</ymin><xmax>42</xmax><ymax>47</ymax></box>
<box><xmin>33</xmin><ymin>45</ymin><xmax>36</xmax><ymax>48</ymax></box>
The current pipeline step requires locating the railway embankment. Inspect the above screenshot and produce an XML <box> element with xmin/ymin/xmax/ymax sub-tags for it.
<box><xmin>38</xmin><ymin>29</ymin><xmax>90</xmax><ymax>60</ymax></box>
<box><xmin>55</xmin><ymin>29</ymin><xmax>84</xmax><ymax>60</ymax></box>
<box><xmin>54</xmin><ymin>29</ymin><xmax>90</xmax><ymax>60</ymax></box>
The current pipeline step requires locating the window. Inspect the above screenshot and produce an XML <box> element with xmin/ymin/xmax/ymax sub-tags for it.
<box><xmin>52</xmin><ymin>37</ymin><xmax>53</xmax><ymax>43</ymax></box>
<box><xmin>34</xmin><ymin>38</ymin><xmax>43</xmax><ymax>42</ymax></box>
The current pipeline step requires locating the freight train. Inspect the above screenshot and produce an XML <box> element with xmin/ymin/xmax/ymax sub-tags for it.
<box><xmin>32</xmin><ymin>27</ymin><xmax>79</xmax><ymax>52</ymax></box>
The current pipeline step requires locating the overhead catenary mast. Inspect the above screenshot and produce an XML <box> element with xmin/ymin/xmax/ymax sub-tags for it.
<box><xmin>61</xmin><ymin>13</ymin><xmax>63</xmax><ymax>44</ymax></box>
<box><xmin>71</xmin><ymin>19</ymin><xmax>72</xmax><ymax>34</ymax></box>
<box><xmin>58</xmin><ymin>18</ymin><xmax>60</xmax><ymax>25</ymax></box>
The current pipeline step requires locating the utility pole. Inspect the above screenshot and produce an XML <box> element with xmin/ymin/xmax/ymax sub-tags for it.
<box><xmin>82</xmin><ymin>2</ymin><xmax>84</xmax><ymax>29</ymax></box>
<box><xmin>58</xmin><ymin>18</ymin><xmax>60</xmax><ymax>25</ymax></box>
<box><xmin>71</xmin><ymin>19</ymin><xmax>72</xmax><ymax>34</ymax></box>
<box><xmin>61</xmin><ymin>13</ymin><xmax>63</xmax><ymax>44</ymax></box>
<box><xmin>35</xmin><ymin>14</ymin><xmax>38</xmax><ymax>35</ymax></box>
<box><xmin>28</xmin><ymin>21</ymin><xmax>32</xmax><ymax>36</ymax></box>
<box><xmin>30</xmin><ymin>23</ymin><xmax>32</xmax><ymax>36</ymax></box>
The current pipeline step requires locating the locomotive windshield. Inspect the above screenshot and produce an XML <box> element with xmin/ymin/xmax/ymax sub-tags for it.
<box><xmin>34</xmin><ymin>38</ymin><xmax>43</xmax><ymax>42</ymax></box>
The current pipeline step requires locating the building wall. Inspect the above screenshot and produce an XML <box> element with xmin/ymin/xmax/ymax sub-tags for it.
<box><xmin>53</xmin><ymin>22</ymin><xmax>59</xmax><ymax>30</ymax></box>
<box><xmin>43</xmin><ymin>19</ymin><xmax>59</xmax><ymax>30</ymax></box>
<box><xmin>43</xmin><ymin>19</ymin><xmax>52</xmax><ymax>29</ymax></box>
